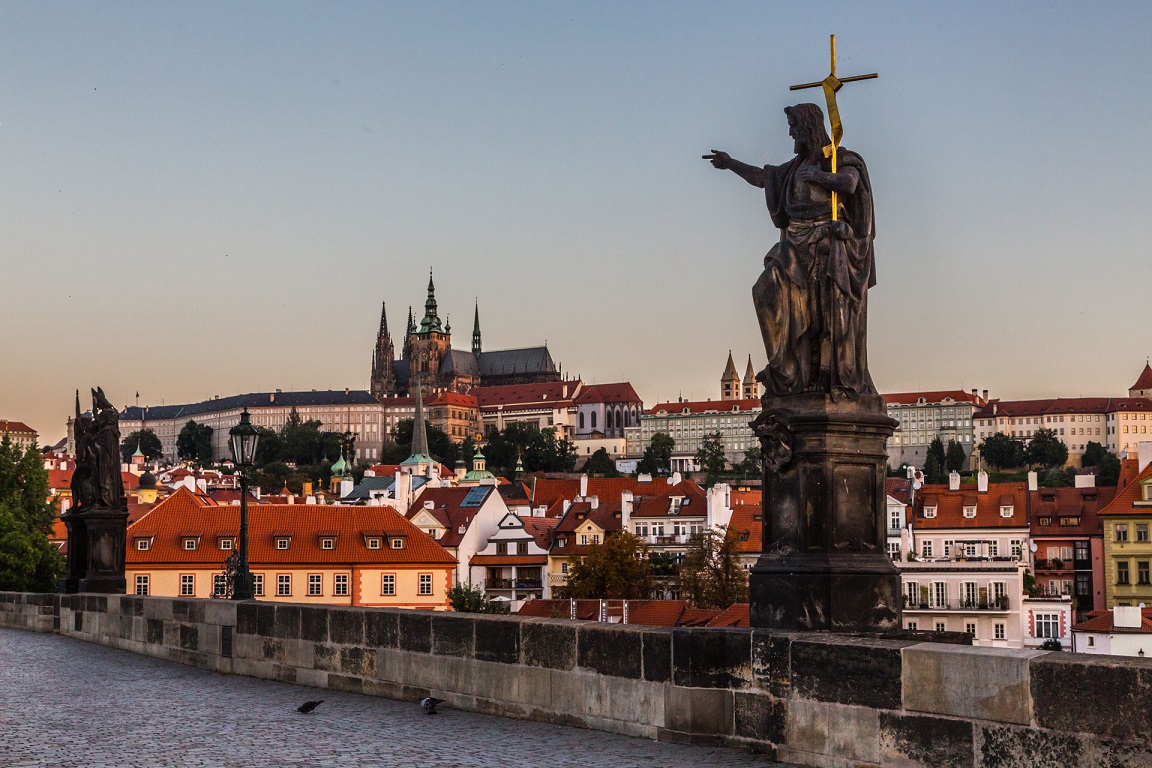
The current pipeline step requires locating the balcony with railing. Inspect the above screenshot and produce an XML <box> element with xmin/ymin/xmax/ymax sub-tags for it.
<box><xmin>903</xmin><ymin>595</ymin><xmax>1011</xmax><ymax>612</ymax></box>
<box><xmin>485</xmin><ymin>578</ymin><xmax>543</xmax><ymax>591</ymax></box>
<box><xmin>547</xmin><ymin>573</ymin><xmax>568</xmax><ymax>586</ymax></box>
<box><xmin>1033</xmin><ymin>558</ymin><xmax>1072</xmax><ymax>573</ymax></box>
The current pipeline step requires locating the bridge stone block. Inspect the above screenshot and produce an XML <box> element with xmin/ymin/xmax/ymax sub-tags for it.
<box><xmin>903</xmin><ymin>644</ymin><xmax>1041</xmax><ymax>725</ymax></box>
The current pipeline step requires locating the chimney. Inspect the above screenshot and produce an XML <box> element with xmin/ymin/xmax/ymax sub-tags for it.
<box><xmin>621</xmin><ymin>490</ymin><xmax>633</xmax><ymax>529</ymax></box>
<box><xmin>425</xmin><ymin>500</ymin><xmax>435</xmax><ymax>510</ymax></box>
<box><xmin>982</xmin><ymin>389</ymin><xmax>989</xmax><ymax>402</ymax></box>
<box><xmin>1028</xmin><ymin>471</ymin><xmax>1039</xmax><ymax>492</ymax></box>
<box><xmin>948</xmin><ymin>471</ymin><xmax>961</xmax><ymax>491</ymax></box>
<box><xmin>340</xmin><ymin>476</ymin><xmax>354</xmax><ymax>499</ymax></box>
<box><xmin>305</xmin><ymin>495</ymin><xmax>316</xmax><ymax>505</ymax></box>
<box><xmin>971</xmin><ymin>388</ymin><xmax>978</xmax><ymax>399</ymax></box>
<box><xmin>579</xmin><ymin>474</ymin><xmax>588</xmax><ymax>499</ymax></box>
<box><xmin>977</xmin><ymin>470</ymin><xmax>989</xmax><ymax>494</ymax></box>
<box><xmin>563</xmin><ymin>499</ymin><xmax>572</xmax><ymax>514</ymax></box>
<box><xmin>562</xmin><ymin>384</ymin><xmax>568</xmax><ymax>398</ymax></box>
<box><xmin>589</xmin><ymin>495</ymin><xmax>599</xmax><ymax>510</ymax></box>
<box><xmin>287</xmin><ymin>494</ymin><xmax>295</xmax><ymax>505</ymax></box>
<box><xmin>1114</xmin><ymin>605</ymin><xmax>1142</xmax><ymax>629</ymax></box>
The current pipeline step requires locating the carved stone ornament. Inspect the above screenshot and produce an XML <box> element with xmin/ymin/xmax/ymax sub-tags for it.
<box><xmin>763</xmin><ymin>537</ymin><xmax>795</xmax><ymax>557</ymax></box>
<box><xmin>752</xmin><ymin>411</ymin><xmax>793</xmax><ymax>473</ymax></box>
<box><xmin>833</xmin><ymin>537</ymin><xmax>878</xmax><ymax>553</ymax></box>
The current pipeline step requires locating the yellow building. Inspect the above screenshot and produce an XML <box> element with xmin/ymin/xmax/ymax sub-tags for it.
<box><xmin>126</xmin><ymin>486</ymin><xmax>456</xmax><ymax>608</ymax></box>
<box><xmin>1098</xmin><ymin>460</ymin><xmax>1152</xmax><ymax>608</ymax></box>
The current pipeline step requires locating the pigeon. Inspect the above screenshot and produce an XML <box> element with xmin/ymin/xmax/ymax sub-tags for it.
<box><xmin>297</xmin><ymin>700</ymin><xmax>324</xmax><ymax>714</ymax></box>
<box><xmin>420</xmin><ymin>697</ymin><xmax>445</xmax><ymax>715</ymax></box>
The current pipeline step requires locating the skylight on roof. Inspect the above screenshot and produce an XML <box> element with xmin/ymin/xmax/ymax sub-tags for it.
<box><xmin>461</xmin><ymin>487</ymin><xmax>488</xmax><ymax>507</ymax></box>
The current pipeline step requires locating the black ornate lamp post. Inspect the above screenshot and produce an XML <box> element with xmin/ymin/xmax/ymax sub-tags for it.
<box><xmin>229</xmin><ymin>408</ymin><xmax>260</xmax><ymax>600</ymax></box>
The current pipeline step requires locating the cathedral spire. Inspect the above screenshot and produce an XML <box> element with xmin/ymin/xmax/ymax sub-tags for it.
<box><xmin>472</xmin><ymin>299</ymin><xmax>482</xmax><ymax>356</ymax></box>
<box><xmin>379</xmin><ymin>300</ymin><xmax>390</xmax><ymax>340</ymax></box>
<box><xmin>370</xmin><ymin>300</ymin><xmax>397</xmax><ymax>398</ymax></box>
<box><xmin>418</xmin><ymin>268</ymin><xmax>443</xmax><ymax>334</ymax></box>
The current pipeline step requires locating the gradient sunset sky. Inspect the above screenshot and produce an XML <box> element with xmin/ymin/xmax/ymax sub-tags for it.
<box><xmin>3</xmin><ymin>2</ymin><xmax>1151</xmax><ymax>442</ymax></box>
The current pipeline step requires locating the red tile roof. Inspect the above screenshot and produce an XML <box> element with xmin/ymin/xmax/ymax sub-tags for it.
<box><xmin>707</xmin><ymin>603</ymin><xmax>751</xmax><ymax>627</ymax></box>
<box><xmin>1097</xmin><ymin>461</ymin><xmax>1152</xmax><ymax>517</ymax></box>
<box><xmin>407</xmin><ymin>486</ymin><xmax>501</xmax><ymax>547</ymax></box>
<box><xmin>882</xmin><ymin>390</ymin><xmax>983</xmax><ymax>406</ymax></box>
<box><xmin>728</xmin><ymin>502</ymin><xmax>763</xmax><ymax>553</ymax></box>
<box><xmin>574</xmin><ymin>383</ymin><xmax>642</xmax><ymax>406</ymax></box>
<box><xmin>974</xmin><ymin>397</ymin><xmax>1152</xmax><ymax>419</ymax></box>
<box><xmin>1072</xmin><ymin>609</ymin><xmax>1152</xmax><ymax>634</ymax></box>
<box><xmin>911</xmin><ymin>482</ymin><xmax>1031</xmax><ymax>529</ymax></box>
<box><xmin>647</xmin><ymin>399</ymin><xmax>760</xmax><ymax>415</ymax></box>
<box><xmin>127</xmin><ymin>486</ymin><xmax>455</xmax><ymax>566</ymax></box>
<box><xmin>0</xmin><ymin>420</ymin><xmax>36</xmax><ymax>434</ymax></box>
<box><xmin>471</xmin><ymin>381</ymin><xmax>581</xmax><ymax>410</ymax></box>
<box><xmin>46</xmin><ymin>468</ymin><xmax>141</xmax><ymax>492</ymax></box>
<box><xmin>429</xmin><ymin>391</ymin><xmax>478</xmax><ymax>408</ymax></box>
<box><xmin>470</xmin><ymin>554</ymin><xmax>548</xmax><ymax>566</ymax></box>
<box><xmin>530</xmin><ymin>476</ymin><xmax>700</xmax><ymax>507</ymax></box>
<box><xmin>1131</xmin><ymin>363</ymin><xmax>1152</xmax><ymax>392</ymax></box>
<box><xmin>521</xmin><ymin>517</ymin><xmax>560</xmax><ymax>550</ymax></box>
<box><xmin>1029</xmin><ymin>486</ymin><xmax>1114</xmax><ymax>535</ymax></box>
<box><xmin>514</xmin><ymin>598</ymin><xmax>748</xmax><ymax>627</ymax></box>
<box><xmin>630</xmin><ymin>481</ymin><xmax>708</xmax><ymax>518</ymax></box>
<box><xmin>551</xmin><ymin>501</ymin><xmax>624</xmax><ymax>555</ymax></box>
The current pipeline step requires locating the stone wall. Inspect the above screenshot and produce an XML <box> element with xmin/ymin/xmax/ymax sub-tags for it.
<box><xmin>3</xmin><ymin>592</ymin><xmax>1152</xmax><ymax>768</ymax></box>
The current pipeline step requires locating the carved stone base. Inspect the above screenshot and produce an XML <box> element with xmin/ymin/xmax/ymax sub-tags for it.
<box><xmin>60</xmin><ymin>507</ymin><xmax>128</xmax><ymax>594</ymax></box>
<box><xmin>749</xmin><ymin>392</ymin><xmax>902</xmax><ymax>631</ymax></box>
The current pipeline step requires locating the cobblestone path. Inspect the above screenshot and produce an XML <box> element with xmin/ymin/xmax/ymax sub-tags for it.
<box><xmin>1</xmin><ymin>628</ymin><xmax>781</xmax><ymax>767</ymax></box>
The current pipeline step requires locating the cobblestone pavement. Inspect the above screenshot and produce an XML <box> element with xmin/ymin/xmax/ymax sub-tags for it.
<box><xmin>1</xmin><ymin>629</ymin><xmax>782</xmax><ymax>767</ymax></box>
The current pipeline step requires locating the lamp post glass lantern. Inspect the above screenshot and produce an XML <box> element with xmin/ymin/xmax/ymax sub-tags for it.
<box><xmin>228</xmin><ymin>408</ymin><xmax>260</xmax><ymax>600</ymax></box>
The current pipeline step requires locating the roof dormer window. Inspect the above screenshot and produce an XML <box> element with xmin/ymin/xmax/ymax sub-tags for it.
<box><xmin>320</xmin><ymin>537</ymin><xmax>336</xmax><ymax>550</ymax></box>
<box><xmin>219</xmin><ymin>538</ymin><xmax>233</xmax><ymax>551</ymax></box>
<box><xmin>923</xmin><ymin>506</ymin><xmax>937</xmax><ymax>519</ymax></box>
<box><xmin>963</xmin><ymin>505</ymin><xmax>976</xmax><ymax>519</ymax></box>
<box><xmin>366</xmin><ymin>537</ymin><xmax>382</xmax><ymax>550</ymax></box>
<box><xmin>275</xmin><ymin>537</ymin><xmax>290</xmax><ymax>550</ymax></box>
<box><xmin>135</xmin><ymin>538</ymin><xmax>151</xmax><ymax>551</ymax></box>
<box><xmin>1000</xmin><ymin>506</ymin><xmax>1014</xmax><ymax>518</ymax></box>
<box><xmin>182</xmin><ymin>538</ymin><xmax>198</xmax><ymax>551</ymax></box>
<box><xmin>390</xmin><ymin>537</ymin><xmax>405</xmax><ymax>550</ymax></box>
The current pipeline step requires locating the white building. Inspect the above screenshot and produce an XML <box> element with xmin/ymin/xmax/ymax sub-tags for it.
<box><xmin>639</xmin><ymin>399</ymin><xmax>761</xmax><ymax>471</ymax></box>
<box><xmin>883</xmin><ymin>389</ymin><xmax>985</xmax><ymax>470</ymax></box>
<box><xmin>1071</xmin><ymin>606</ymin><xmax>1152</xmax><ymax>656</ymax></box>
<box><xmin>469</xmin><ymin>512</ymin><xmax>558</xmax><ymax>608</ymax></box>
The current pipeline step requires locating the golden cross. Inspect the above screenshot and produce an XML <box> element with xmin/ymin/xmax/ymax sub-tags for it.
<box><xmin>789</xmin><ymin>35</ymin><xmax>877</xmax><ymax>220</ymax></box>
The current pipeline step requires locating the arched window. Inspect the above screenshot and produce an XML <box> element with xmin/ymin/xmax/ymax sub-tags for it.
<box><xmin>591</xmin><ymin>411</ymin><xmax>597</xmax><ymax>430</ymax></box>
<box><xmin>607</xmin><ymin>409</ymin><xmax>614</xmax><ymax>432</ymax></box>
<box><xmin>579</xmin><ymin>412</ymin><xmax>585</xmax><ymax>430</ymax></box>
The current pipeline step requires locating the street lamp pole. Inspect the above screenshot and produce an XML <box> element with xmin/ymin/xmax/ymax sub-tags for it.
<box><xmin>229</xmin><ymin>408</ymin><xmax>260</xmax><ymax>601</ymax></box>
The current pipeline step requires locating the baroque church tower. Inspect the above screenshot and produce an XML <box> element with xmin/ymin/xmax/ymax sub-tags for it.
<box><xmin>742</xmin><ymin>355</ymin><xmax>758</xmax><ymax>400</ymax></box>
<box><xmin>721</xmin><ymin>351</ymin><xmax>740</xmax><ymax>400</ymax></box>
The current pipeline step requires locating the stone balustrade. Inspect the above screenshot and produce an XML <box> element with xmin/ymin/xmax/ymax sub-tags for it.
<box><xmin>2</xmin><ymin>591</ymin><xmax>1150</xmax><ymax>767</ymax></box>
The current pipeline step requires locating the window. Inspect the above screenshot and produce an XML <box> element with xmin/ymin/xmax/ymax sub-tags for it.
<box><xmin>906</xmin><ymin>621</ymin><xmax>918</xmax><ymax>631</ymax></box>
<box><xmin>321</xmin><ymin>538</ymin><xmax>335</xmax><ymax>550</ymax></box>
<box><xmin>253</xmin><ymin>573</ymin><xmax>264</xmax><ymax>597</ymax></box>
<box><xmin>418</xmin><ymin>573</ymin><xmax>433</xmax><ymax>596</ymax></box>
<box><xmin>134</xmin><ymin>574</ymin><xmax>149</xmax><ymax>596</ymax></box>
<box><xmin>1138</xmin><ymin>524</ymin><xmax>1149</xmax><ymax>543</ymax></box>
<box><xmin>591</xmin><ymin>535</ymin><xmax>600</xmax><ymax>544</ymax></box>
<box><xmin>887</xmin><ymin>541</ymin><xmax>901</xmax><ymax>560</ymax></box>
<box><xmin>335</xmin><ymin>573</ymin><xmax>349</xmax><ymax>596</ymax></box>
<box><xmin>932</xmin><ymin>582</ymin><xmax>948</xmax><ymax>609</ymax></box>
<box><xmin>992</xmin><ymin>582</ymin><xmax>1007</xmax><ymax>606</ymax></box>
<box><xmin>496</xmin><ymin>542</ymin><xmax>508</xmax><ymax>555</ymax></box>
<box><xmin>308</xmin><ymin>574</ymin><xmax>323</xmax><ymax>596</ymax></box>
<box><xmin>561</xmin><ymin>561</ymin><xmax>569</xmax><ymax>574</ymax></box>
<box><xmin>277</xmin><ymin>574</ymin><xmax>292</xmax><ymax>596</ymax></box>
<box><xmin>1117</xmin><ymin>561</ymin><xmax>1130</xmax><ymax>585</ymax></box>
<box><xmin>1116</xmin><ymin>524</ymin><xmax>1129</xmax><ymax>543</ymax></box>
<box><xmin>580</xmin><ymin>535</ymin><xmax>588</xmax><ymax>545</ymax></box>
<box><xmin>965</xmin><ymin>622</ymin><xmax>976</xmax><ymax>637</ymax></box>
<box><xmin>517</xmin><ymin>541</ymin><xmax>528</xmax><ymax>555</ymax></box>
<box><xmin>960</xmin><ymin>581</ymin><xmax>977</xmax><ymax>608</ymax></box>
<box><xmin>1011</xmin><ymin>540</ymin><xmax>1023</xmax><ymax>559</ymax></box>
<box><xmin>999</xmin><ymin>506</ymin><xmax>1013</xmax><ymax>518</ymax></box>
<box><xmin>183</xmin><ymin>539</ymin><xmax>197</xmax><ymax>551</ymax></box>
<box><xmin>276</xmin><ymin>538</ymin><xmax>290</xmax><ymax>550</ymax></box>
<box><xmin>889</xmin><ymin>508</ymin><xmax>903</xmax><ymax>530</ymax></box>
<box><xmin>1075</xmin><ymin>573</ymin><xmax>1090</xmax><ymax>597</ymax></box>
<box><xmin>213</xmin><ymin>574</ymin><xmax>228</xmax><ymax>597</ymax></box>
<box><xmin>994</xmin><ymin>623</ymin><xmax>1006</xmax><ymax>641</ymax></box>
<box><xmin>935</xmin><ymin>622</ymin><xmax>946</xmax><ymax>633</ymax></box>
<box><xmin>924</xmin><ymin>505</ymin><xmax>937</xmax><ymax>519</ymax></box>
<box><xmin>557</xmin><ymin>538</ymin><xmax>566</xmax><ymax>548</ymax></box>
<box><xmin>367</xmin><ymin>538</ymin><xmax>381</xmax><ymax>550</ymax></box>
<box><xmin>180</xmin><ymin>574</ymin><xmax>195</xmax><ymax>596</ymax></box>
<box><xmin>963</xmin><ymin>505</ymin><xmax>976</xmax><ymax>519</ymax></box>
<box><xmin>381</xmin><ymin>574</ymin><xmax>396</xmax><ymax>596</ymax></box>
<box><xmin>1038</xmin><ymin>517</ymin><xmax>1052</xmax><ymax>526</ymax></box>
<box><xmin>990</xmin><ymin>540</ymin><xmax>999</xmax><ymax>557</ymax></box>
<box><xmin>1035</xmin><ymin>613</ymin><xmax>1059</xmax><ymax>639</ymax></box>
<box><xmin>391</xmin><ymin>538</ymin><xmax>405</xmax><ymax>550</ymax></box>
<box><xmin>136</xmin><ymin>539</ymin><xmax>150</xmax><ymax>551</ymax></box>
<box><xmin>1087</xmin><ymin>636</ymin><xmax>1094</xmax><ymax>647</ymax></box>
<box><xmin>921</xmin><ymin>541</ymin><xmax>934</xmax><ymax>559</ymax></box>
<box><xmin>1139</xmin><ymin>561</ymin><xmax>1150</xmax><ymax>586</ymax></box>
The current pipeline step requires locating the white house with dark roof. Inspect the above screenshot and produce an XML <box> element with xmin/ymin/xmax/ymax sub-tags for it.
<box><xmin>469</xmin><ymin>512</ymin><xmax>558</xmax><ymax>606</ymax></box>
<box><xmin>407</xmin><ymin>485</ymin><xmax>507</xmax><ymax>588</ymax></box>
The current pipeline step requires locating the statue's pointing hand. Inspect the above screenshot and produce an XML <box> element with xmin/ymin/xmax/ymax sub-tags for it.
<box><xmin>702</xmin><ymin>149</ymin><xmax>730</xmax><ymax>169</ymax></box>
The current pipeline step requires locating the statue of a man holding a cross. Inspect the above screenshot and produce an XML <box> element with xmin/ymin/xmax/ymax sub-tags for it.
<box><xmin>705</xmin><ymin>101</ymin><xmax>876</xmax><ymax>398</ymax></box>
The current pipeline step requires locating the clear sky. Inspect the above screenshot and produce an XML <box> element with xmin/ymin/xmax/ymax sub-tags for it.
<box><xmin>3</xmin><ymin>1</ymin><xmax>1151</xmax><ymax>443</ymax></box>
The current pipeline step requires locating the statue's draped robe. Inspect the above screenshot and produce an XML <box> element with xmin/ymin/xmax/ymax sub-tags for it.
<box><xmin>752</xmin><ymin>148</ymin><xmax>876</xmax><ymax>397</ymax></box>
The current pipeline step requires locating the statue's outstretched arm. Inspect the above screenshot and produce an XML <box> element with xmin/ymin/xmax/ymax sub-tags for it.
<box><xmin>702</xmin><ymin>150</ymin><xmax>766</xmax><ymax>188</ymax></box>
<box><xmin>797</xmin><ymin>165</ymin><xmax>859</xmax><ymax>195</ymax></box>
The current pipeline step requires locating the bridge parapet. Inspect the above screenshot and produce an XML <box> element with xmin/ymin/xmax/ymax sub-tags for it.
<box><xmin>2</xmin><ymin>591</ymin><xmax>1150</xmax><ymax>767</ymax></box>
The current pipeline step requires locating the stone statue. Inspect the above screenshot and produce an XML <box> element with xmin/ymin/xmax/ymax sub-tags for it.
<box><xmin>60</xmin><ymin>387</ymin><xmax>128</xmax><ymax>594</ymax></box>
<box><xmin>704</xmin><ymin>102</ymin><xmax>876</xmax><ymax>399</ymax></box>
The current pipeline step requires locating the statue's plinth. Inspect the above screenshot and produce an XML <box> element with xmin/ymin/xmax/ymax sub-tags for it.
<box><xmin>749</xmin><ymin>392</ymin><xmax>902</xmax><ymax>631</ymax></box>
<box><xmin>59</xmin><ymin>507</ymin><xmax>128</xmax><ymax>594</ymax></box>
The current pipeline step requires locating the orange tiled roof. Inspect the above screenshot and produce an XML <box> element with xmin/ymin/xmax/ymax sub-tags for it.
<box><xmin>882</xmin><ymin>390</ymin><xmax>982</xmax><ymax>406</ymax></box>
<box><xmin>911</xmin><ymin>482</ymin><xmax>1030</xmax><ymax>529</ymax></box>
<box><xmin>408</xmin><ymin>486</ymin><xmax>501</xmax><ymax>547</ymax></box>
<box><xmin>728</xmin><ymin>502</ymin><xmax>763</xmax><ymax>553</ymax></box>
<box><xmin>521</xmin><ymin>517</ymin><xmax>560</xmax><ymax>549</ymax></box>
<box><xmin>1118</xmin><ymin>458</ymin><xmax>1141</xmax><ymax>488</ymax></box>
<box><xmin>127</xmin><ymin>486</ymin><xmax>454</xmax><ymax>566</ymax></box>
<box><xmin>707</xmin><ymin>603</ymin><xmax>750</xmax><ymax>627</ymax></box>
<box><xmin>647</xmin><ymin>399</ymin><xmax>760</xmax><ymax>415</ymax></box>
<box><xmin>530</xmin><ymin>476</ymin><xmax>701</xmax><ymax>507</ymax></box>
<box><xmin>1029</xmin><ymin>486</ymin><xmax>1114</xmax><ymax>535</ymax></box>
<box><xmin>47</xmin><ymin>468</ymin><xmax>141</xmax><ymax>492</ymax></box>
<box><xmin>1097</xmin><ymin>462</ymin><xmax>1152</xmax><ymax>517</ymax></box>
<box><xmin>471</xmin><ymin>381</ymin><xmax>581</xmax><ymax>410</ymax></box>
<box><xmin>630</xmin><ymin>481</ymin><xmax>707</xmax><ymax>518</ymax></box>
<box><xmin>574</xmin><ymin>383</ymin><xmax>642</xmax><ymax>405</ymax></box>
<box><xmin>429</xmin><ymin>391</ymin><xmax>478</xmax><ymax>408</ymax></box>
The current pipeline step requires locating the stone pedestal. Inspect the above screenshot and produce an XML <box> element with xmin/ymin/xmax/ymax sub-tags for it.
<box><xmin>749</xmin><ymin>392</ymin><xmax>902</xmax><ymax>631</ymax></box>
<box><xmin>59</xmin><ymin>507</ymin><xmax>128</xmax><ymax>594</ymax></box>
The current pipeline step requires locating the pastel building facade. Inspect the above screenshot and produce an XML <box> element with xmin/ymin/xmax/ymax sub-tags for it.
<box><xmin>882</xmin><ymin>390</ymin><xmax>984</xmax><ymax>469</ymax></box>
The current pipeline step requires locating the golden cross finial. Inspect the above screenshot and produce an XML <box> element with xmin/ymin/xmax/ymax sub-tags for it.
<box><xmin>789</xmin><ymin>35</ymin><xmax>877</xmax><ymax>220</ymax></box>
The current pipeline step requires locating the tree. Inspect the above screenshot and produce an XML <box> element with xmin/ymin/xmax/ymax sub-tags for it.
<box><xmin>1039</xmin><ymin>638</ymin><xmax>1063</xmax><ymax>651</ymax></box>
<box><xmin>120</xmin><ymin>429</ymin><xmax>163</xmax><ymax>463</ymax></box>
<box><xmin>638</xmin><ymin>432</ymin><xmax>674</xmax><ymax>475</ymax></box>
<box><xmin>0</xmin><ymin>436</ymin><xmax>64</xmax><ymax>592</ymax></box>
<box><xmin>1097</xmin><ymin>451</ymin><xmax>1121</xmax><ymax>486</ymax></box>
<box><xmin>980</xmin><ymin>432</ymin><xmax>1025</xmax><ymax>470</ymax></box>
<box><xmin>448</xmin><ymin>583</ymin><xmax>510</xmax><ymax>614</ymax></box>
<box><xmin>736</xmin><ymin>444</ymin><xmax>762</xmax><ymax>479</ymax></box>
<box><xmin>927</xmin><ymin>438</ymin><xmax>946</xmax><ymax>477</ymax></box>
<box><xmin>945</xmin><ymin>439</ymin><xmax>967</xmax><ymax>474</ymax></box>
<box><xmin>678</xmin><ymin>529</ymin><xmax>749</xmax><ymax>608</ymax></box>
<box><xmin>176</xmin><ymin>420</ymin><xmax>214</xmax><ymax>465</ymax></box>
<box><xmin>582</xmin><ymin>448</ymin><xmax>619</xmax><ymax>476</ymax></box>
<box><xmin>392</xmin><ymin>418</ymin><xmax>455</xmax><ymax>464</ymax></box>
<box><xmin>695</xmin><ymin>432</ymin><xmax>728</xmax><ymax>486</ymax></box>
<box><xmin>923</xmin><ymin>450</ymin><xmax>946</xmax><ymax>484</ymax></box>
<box><xmin>1040</xmin><ymin>467</ymin><xmax>1074</xmax><ymax>487</ymax></box>
<box><xmin>479</xmin><ymin>423</ymin><xmax>576</xmax><ymax>477</ymax></box>
<box><xmin>1081</xmin><ymin>441</ymin><xmax>1108</xmax><ymax>469</ymax></box>
<box><xmin>564</xmin><ymin>532</ymin><xmax>654</xmax><ymax>599</ymax></box>
<box><xmin>1025</xmin><ymin>428</ymin><xmax>1068</xmax><ymax>470</ymax></box>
